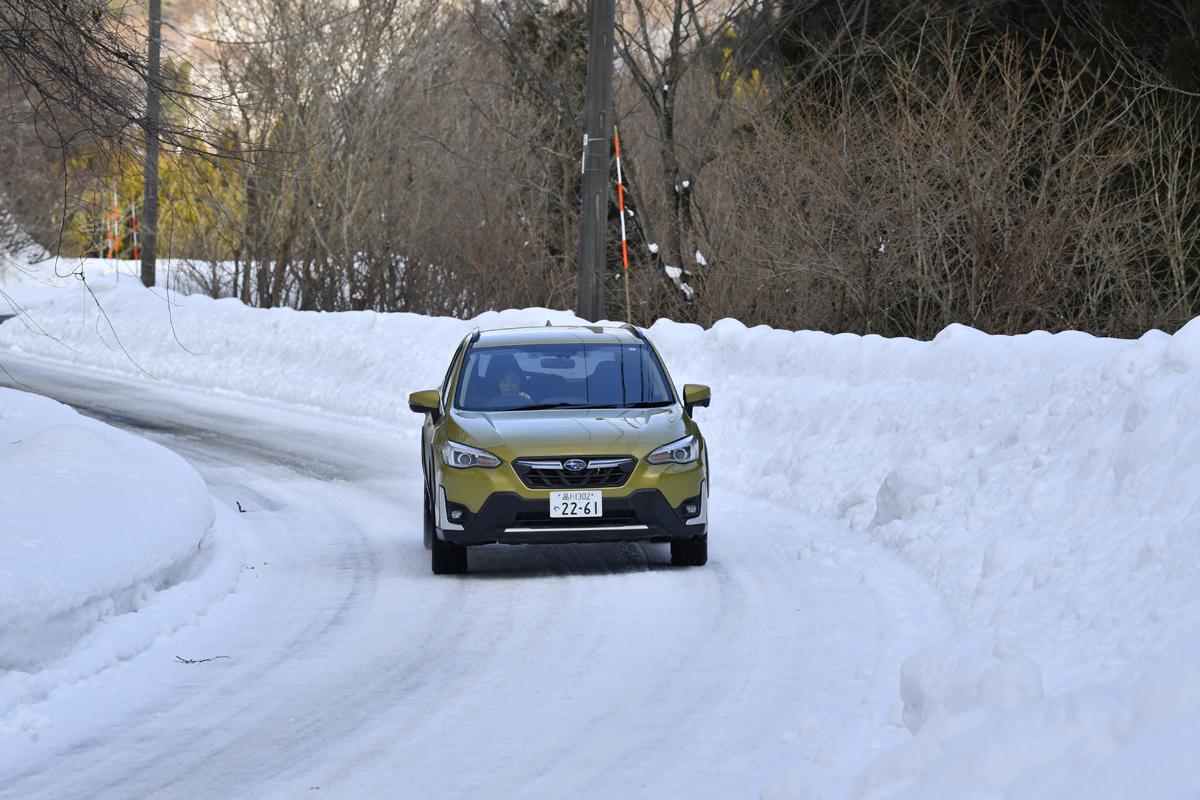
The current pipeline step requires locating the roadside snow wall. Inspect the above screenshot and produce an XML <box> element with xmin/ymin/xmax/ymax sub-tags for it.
<box><xmin>0</xmin><ymin>386</ymin><xmax>233</xmax><ymax>721</ymax></box>
<box><xmin>2</xmin><ymin>262</ymin><xmax>1200</xmax><ymax>796</ymax></box>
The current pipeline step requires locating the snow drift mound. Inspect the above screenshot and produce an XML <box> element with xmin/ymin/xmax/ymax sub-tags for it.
<box><xmin>2</xmin><ymin>268</ymin><xmax>1200</xmax><ymax>794</ymax></box>
<box><xmin>0</xmin><ymin>388</ymin><xmax>237</xmax><ymax>724</ymax></box>
<box><xmin>662</xmin><ymin>317</ymin><xmax>1200</xmax><ymax>798</ymax></box>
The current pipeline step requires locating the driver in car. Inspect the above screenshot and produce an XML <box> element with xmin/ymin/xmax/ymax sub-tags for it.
<box><xmin>490</xmin><ymin>367</ymin><xmax>532</xmax><ymax>407</ymax></box>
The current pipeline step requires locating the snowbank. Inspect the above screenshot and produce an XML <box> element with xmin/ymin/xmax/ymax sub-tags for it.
<box><xmin>0</xmin><ymin>257</ymin><xmax>526</xmax><ymax>418</ymax></box>
<box><xmin>2</xmin><ymin>263</ymin><xmax>1199</xmax><ymax>795</ymax></box>
<box><xmin>664</xmin><ymin>317</ymin><xmax>1200</xmax><ymax>797</ymax></box>
<box><xmin>0</xmin><ymin>387</ymin><xmax>239</xmax><ymax>725</ymax></box>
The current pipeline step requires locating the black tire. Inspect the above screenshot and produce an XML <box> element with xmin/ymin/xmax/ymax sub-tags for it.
<box><xmin>431</xmin><ymin>535</ymin><xmax>468</xmax><ymax>574</ymax></box>
<box><xmin>671</xmin><ymin>535</ymin><xmax>708</xmax><ymax>567</ymax></box>
<box><xmin>423</xmin><ymin>485</ymin><xmax>435</xmax><ymax>550</ymax></box>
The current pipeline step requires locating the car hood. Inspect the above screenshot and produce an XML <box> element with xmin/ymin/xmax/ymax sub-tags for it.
<box><xmin>447</xmin><ymin>406</ymin><xmax>688</xmax><ymax>459</ymax></box>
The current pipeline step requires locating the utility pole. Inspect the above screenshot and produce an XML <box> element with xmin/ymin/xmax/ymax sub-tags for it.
<box><xmin>577</xmin><ymin>0</ymin><xmax>616</xmax><ymax>321</ymax></box>
<box><xmin>140</xmin><ymin>0</ymin><xmax>162</xmax><ymax>288</ymax></box>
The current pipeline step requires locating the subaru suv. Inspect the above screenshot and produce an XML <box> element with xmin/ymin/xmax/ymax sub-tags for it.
<box><xmin>408</xmin><ymin>324</ymin><xmax>710</xmax><ymax>574</ymax></box>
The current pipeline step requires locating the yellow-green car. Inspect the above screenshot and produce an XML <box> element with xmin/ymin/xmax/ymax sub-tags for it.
<box><xmin>408</xmin><ymin>324</ymin><xmax>710</xmax><ymax>574</ymax></box>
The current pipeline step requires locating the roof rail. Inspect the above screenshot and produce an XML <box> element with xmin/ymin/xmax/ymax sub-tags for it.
<box><xmin>469</xmin><ymin>327</ymin><xmax>481</xmax><ymax>344</ymax></box>
<box><xmin>621</xmin><ymin>322</ymin><xmax>648</xmax><ymax>342</ymax></box>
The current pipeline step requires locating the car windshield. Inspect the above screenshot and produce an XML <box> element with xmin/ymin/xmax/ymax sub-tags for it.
<box><xmin>455</xmin><ymin>342</ymin><xmax>675</xmax><ymax>411</ymax></box>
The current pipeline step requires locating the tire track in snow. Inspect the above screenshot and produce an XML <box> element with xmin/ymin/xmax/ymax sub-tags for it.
<box><xmin>0</xmin><ymin>354</ymin><xmax>952</xmax><ymax>799</ymax></box>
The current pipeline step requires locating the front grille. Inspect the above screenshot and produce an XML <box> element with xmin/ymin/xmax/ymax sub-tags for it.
<box><xmin>513</xmin><ymin>457</ymin><xmax>636</xmax><ymax>489</ymax></box>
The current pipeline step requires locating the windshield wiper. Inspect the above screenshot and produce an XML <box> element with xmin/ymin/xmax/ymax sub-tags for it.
<box><xmin>624</xmin><ymin>400</ymin><xmax>673</xmax><ymax>408</ymax></box>
<box><xmin>488</xmin><ymin>401</ymin><xmax>671</xmax><ymax>411</ymax></box>
<box><xmin>508</xmin><ymin>402</ymin><xmax>610</xmax><ymax>411</ymax></box>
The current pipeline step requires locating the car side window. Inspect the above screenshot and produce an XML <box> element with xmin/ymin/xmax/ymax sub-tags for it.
<box><xmin>637</xmin><ymin>347</ymin><xmax>672</xmax><ymax>402</ymax></box>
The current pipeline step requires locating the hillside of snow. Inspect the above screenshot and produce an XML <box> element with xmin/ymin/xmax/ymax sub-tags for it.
<box><xmin>1</xmin><ymin>257</ymin><xmax>1199</xmax><ymax>796</ymax></box>
<box><xmin>0</xmin><ymin>386</ymin><xmax>241</xmax><ymax>731</ymax></box>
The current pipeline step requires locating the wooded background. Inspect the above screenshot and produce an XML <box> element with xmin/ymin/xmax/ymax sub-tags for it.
<box><xmin>2</xmin><ymin>0</ymin><xmax>1198</xmax><ymax>338</ymax></box>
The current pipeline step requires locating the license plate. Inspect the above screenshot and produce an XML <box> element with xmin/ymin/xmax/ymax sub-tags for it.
<box><xmin>550</xmin><ymin>490</ymin><xmax>602</xmax><ymax>518</ymax></box>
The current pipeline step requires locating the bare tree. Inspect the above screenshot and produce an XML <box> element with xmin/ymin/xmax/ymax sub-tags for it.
<box><xmin>11</xmin><ymin>0</ymin><xmax>1190</xmax><ymax>342</ymax></box>
<box><xmin>705</xmin><ymin>27</ymin><xmax>1200</xmax><ymax>337</ymax></box>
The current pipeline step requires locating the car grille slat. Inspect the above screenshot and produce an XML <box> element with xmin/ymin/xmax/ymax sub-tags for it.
<box><xmin>511</xmin><ymin>509</ymin><xmax>640</xmax><ymax>528</ymax></box>
<box><xmin>514</xmin><ymin>457</ymin><xmax>635</xmax><ymax>489</ymax></box>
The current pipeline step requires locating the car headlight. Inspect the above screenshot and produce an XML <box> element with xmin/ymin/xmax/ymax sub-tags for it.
<box><xmin>441</xmin><ymin>441</ymin><xmax>502</xmax><ymax>469</ymax></box>
<box><xmin>646</xmin><ymin>435</ymin><xmax>700</xmax><ymax>465</ymax></box>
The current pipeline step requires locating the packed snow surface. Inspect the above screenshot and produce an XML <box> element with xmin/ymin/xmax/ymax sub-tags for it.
<box><xmin>0</xmin><ymin>385</ymin><xmax>239</xmax><ymax>727</ymax></box>
<box><xmin>2</xmin><ymin>257</ymin><xmax>1200</xmax><ymax>796</ymax></box>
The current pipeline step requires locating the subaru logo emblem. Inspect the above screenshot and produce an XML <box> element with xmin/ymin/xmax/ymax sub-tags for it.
<box><xmin>563</xmin><ymin>458</ymin><xmax>587</xmax><ymax>472</ymax></box>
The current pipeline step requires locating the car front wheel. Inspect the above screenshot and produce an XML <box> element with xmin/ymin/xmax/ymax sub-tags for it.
<box><xmin>670</xmin><ymin>535</ymin><xmax>707</xmax><ymax>567</ymax></box>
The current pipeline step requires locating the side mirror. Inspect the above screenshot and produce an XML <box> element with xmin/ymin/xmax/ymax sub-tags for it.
<box><xmin>408</xmin><ymin>389</ymin><xmax>442</xmax><ymax>423</ymax></box>
<box><xmin>682</xmin><ymin>384</ymin><xmax>711</xmax><ymax>416</ymax></box>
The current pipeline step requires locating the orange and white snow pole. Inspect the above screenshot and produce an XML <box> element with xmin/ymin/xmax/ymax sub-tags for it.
<box><xmin>614</xmin><ymin>124</ymin><xmax>631</xmax><ymax>323</ymax></box>
<box><xmin>111</xmin><ymin>190</ymin><xmax>121</xmax><ymax>262</ymax></box>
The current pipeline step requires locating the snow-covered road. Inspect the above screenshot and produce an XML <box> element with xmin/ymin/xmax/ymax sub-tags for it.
<box><xmin>0</xmin><ymin>355</ymin><xmax>946</xmax><ymax>799</ymax></box>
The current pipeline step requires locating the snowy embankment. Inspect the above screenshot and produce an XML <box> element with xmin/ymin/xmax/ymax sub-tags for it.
<box><xmin>0</xmin><ymin>385</ymin><xmax>240</xmax><ymax>732</ymax></box>
<box><xmin>3</xmin><ymin>258</ymin><xmax>1200</xmax><ymax>795</ymax></box>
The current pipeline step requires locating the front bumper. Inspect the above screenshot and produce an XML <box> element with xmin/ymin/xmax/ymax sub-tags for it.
<box><xmin>438</xmin><ymin>486</ymin><xmax>706</xmax><ymax>545</ymax></box>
